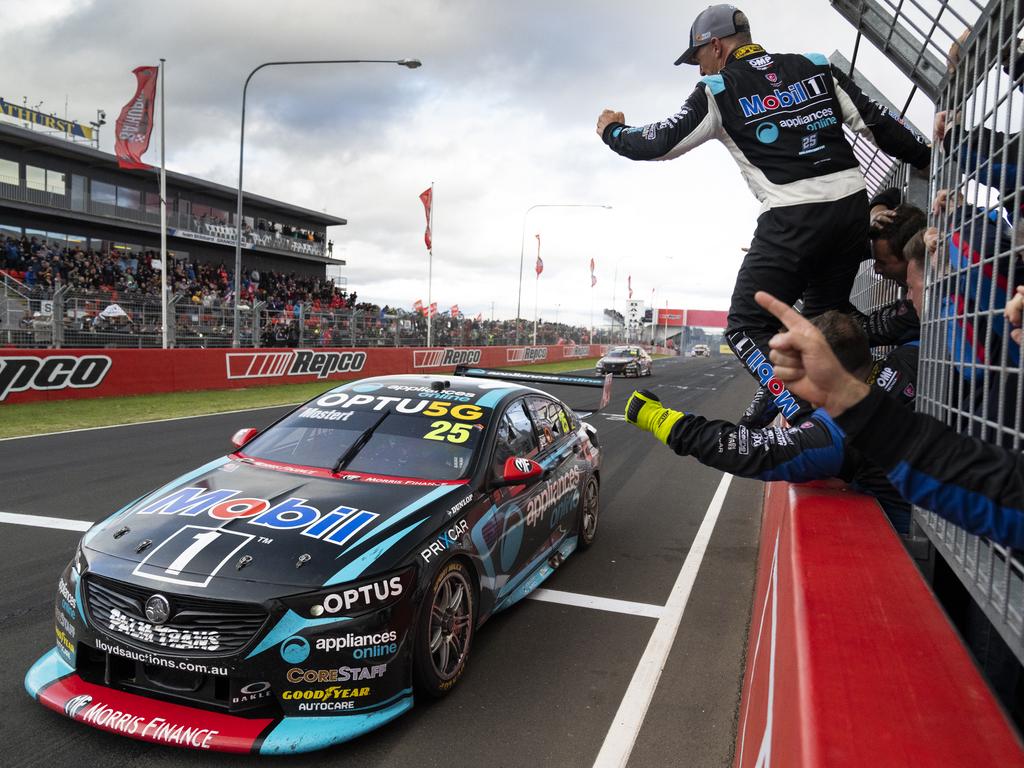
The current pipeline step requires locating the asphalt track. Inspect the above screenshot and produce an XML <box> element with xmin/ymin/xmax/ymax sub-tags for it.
<box><xmin>0</xmin><ymin>355</ymin><xmax>763</xmax><ymax>767</ymax></box>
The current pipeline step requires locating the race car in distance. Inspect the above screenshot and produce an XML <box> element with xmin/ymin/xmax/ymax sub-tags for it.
<box><xmin>692</xmin><ymin>344</ymin><xmax>710</xmax><ymax>357</ymax></box>
<box><xmin>595</xmin><ymin>345</ymin><xmax>652</xmax><ymax>377</ymax></box>
<box><xmin>26</xmin><ymin>371</ymin><xmax>604</xmax><ymax>754</ymax></box>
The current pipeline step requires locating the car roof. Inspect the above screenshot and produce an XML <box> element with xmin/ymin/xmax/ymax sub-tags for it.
<box><xmin>322</xmin><ymin>374</ymin><xmax>554</xmax><ymax>405</ymax></box>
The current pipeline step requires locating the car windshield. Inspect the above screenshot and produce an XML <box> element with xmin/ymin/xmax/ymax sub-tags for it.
<box><xmin>241</xmin><ymin>399</ymin><xmax>486</xmax><ymax>480</ymax></box>
<box><xmin>610</xmin><ymin>347</ymin><xmax>636</xmax><ymax>356</ymax></box>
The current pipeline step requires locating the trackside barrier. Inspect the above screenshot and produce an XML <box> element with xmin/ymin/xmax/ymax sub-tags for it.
<box><xmin>0</xmin><ymin>344</ymin><xmax>623</xmax><ymax>405</ymax></box>
<box><xmin>734</xmin><ymin>481</ymin><xmax>1024</xmax><ymax>767</ymax></box>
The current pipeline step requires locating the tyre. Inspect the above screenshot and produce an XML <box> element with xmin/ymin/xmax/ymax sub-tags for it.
<box><xmin>413</xmin><ymin>559</ymin><xmax>476</xmax><ymax>697</ymax></box>
<box><xmin>577</xmin><ymin>475</ymin><xmax>600</xmax><ymax>550</ymax></box>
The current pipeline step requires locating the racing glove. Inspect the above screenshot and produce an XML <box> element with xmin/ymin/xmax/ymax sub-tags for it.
<box><xmin>625</xmin><ymin>390</ymin><xmax>684</xmax><ymax>445</ymax></box>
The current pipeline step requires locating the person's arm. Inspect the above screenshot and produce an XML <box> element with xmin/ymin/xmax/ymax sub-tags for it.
<box><xmin>755</xmin><ymin>290</ymin><xmax>1024</xmax><ymax>548</ymax></box>
<box><xmin>664</xmin><ymin>409</ymin><xmax>847</xmax><ymax>482</ymax></box>
<box><xmin>835</xmin><ymin>388</ymin><xmax>1024</xmax><ymax>546</ymax></box>
<box><xmin>853</xmin><ymin>299</ymin><xmax>920</xmax><ymax>346</ymax></box>
<box><xmin>830</xmin><ymin>65</ymin><xmax>931</xmax><ymax>169</ymax></box>
<box><xmin>598</xmin><ymin>82</ymin><xmax>720</xmax><ymax>161</ymax></box>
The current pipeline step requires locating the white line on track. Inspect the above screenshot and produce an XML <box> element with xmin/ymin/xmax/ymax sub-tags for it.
<box><xmin>0</xmin><ymin>512</ymin><xmax>668</xmax><ymax>620</ymax></box>
<box><xmin>0</xmin><ymin>511</ymin><xmax>91</xmax><ymax>531</ymax></box>
<box><xmin>527</xmin><ymin>588</ymin><xmax>664</xmax><ymax>619</ymax></box>
<box><xmin>592</xmin><ymin>472</ymin><xmax>734</xmax><ymax>768</ymax></box>
<box><xmin>0</xmin><ymin>402</ymin><xmax>301</xmax><ymax>442</ymax></box>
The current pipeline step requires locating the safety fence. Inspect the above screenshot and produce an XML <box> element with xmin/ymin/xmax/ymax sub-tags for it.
<box><xmin>831</xmin><ymin>0</ymin><xmax>1024</xmax><ymax>711</ymax></box>
<box><xmin>0</xmin><ymin>342</ymin><xmax>622</xmax><ymax>405</ymax></box>
<box><xmin>0</xmin><ymin>286</ymin><xmax>630</xmax><ymax>350</ymax></box>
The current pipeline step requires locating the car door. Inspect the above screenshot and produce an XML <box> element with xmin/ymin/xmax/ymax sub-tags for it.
<box><xmin>519</xmin><ymin>395</ymin><xmax>582</xmax><ymax>562</ymax></box>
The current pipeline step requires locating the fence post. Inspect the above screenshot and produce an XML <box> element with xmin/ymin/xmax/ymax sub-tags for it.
<box><xmin>253</xmin><ymin>301</ymin><xmax>265</xmax><ymax>348</ymax></box>
<box><xmin>52</xmin><ymin>286</ymin><xmax>65</xmax><ymax>349</ymax></box>
<box><xmin>167</xmin><ymin>294</ymin><xmax>180</xmax><ymax>348</ymax></box>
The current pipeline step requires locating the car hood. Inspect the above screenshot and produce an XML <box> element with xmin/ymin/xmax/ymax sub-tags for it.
<box><xmin>82</xmin><ymin>457</ymin><xmax>469</xmax><ymax>590</ymax></box>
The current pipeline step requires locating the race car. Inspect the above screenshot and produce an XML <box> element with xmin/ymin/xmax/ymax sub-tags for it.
<box><xmin>595</xmin><ymin>346</ymin><xmax>652</xmax><ymax>377</ymax></box>
<box><xmin>25</xmin><ymin>371</ymin><xmax>606</xmax><ymax>754</ymax></box>
<box><xmin>691</xmin><ymin>344</ymin><xmax>711</xmax><ymax>357</ymax></box>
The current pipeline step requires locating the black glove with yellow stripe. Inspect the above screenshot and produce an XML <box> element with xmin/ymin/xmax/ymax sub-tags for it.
<box><xmin>625</xmin><ymin>390</ymin><xmax>684</xmax><ymax>444</ymax></box>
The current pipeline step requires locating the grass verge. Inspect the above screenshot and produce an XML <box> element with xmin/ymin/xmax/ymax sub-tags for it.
<box><xmin>0</xmin><ymin>357</ymin><xmax>607</xmax><ymax>439</ymax></box>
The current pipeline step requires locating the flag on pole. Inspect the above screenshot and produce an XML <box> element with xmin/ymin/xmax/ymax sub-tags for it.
<box><xmin>628</xmin><ymin>275</ymin><xmax>633</xmax><ymax>299</ymax></box>
<box><xmin>534</xmin><ymin>234</ymin><xmax>543</xmax><ymax>276</ymax></box>
<box><xmin>419</xmin><ymin>187</ymin><xmax>433</xmax><ymax>251</ymax></box>
<box><xmin>413</xmin><ymin>299</ymin><xmax>424</xmax><ymax>315</ymax></box>
<box><xmin>114</xmin><ymin>65</ymin><xmax>159</xmax><ymax>169</ymax></box>
<box><xmin>429</xmin><ymin>302</ymin><xmax>438</xmax><ymax>318</ymax></box>
<box><xmin>475</xmin><ymin>313</ymin><xmax>483</xmax><ymax>322</ymax></box>
<box><xmin>450</xmin><ymin>304</ymin><xmax>460</xmax><ymax>317</ymax></box>
<box><xmin>590</xmin><ymin>257</ymin><xmax>597</xmax><ymax>287</ymax></box>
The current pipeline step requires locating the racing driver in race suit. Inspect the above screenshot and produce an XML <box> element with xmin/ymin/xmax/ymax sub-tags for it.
<box><xmin>596</xmin><ymin>4</ymin><xmax>931</xmax><ymax>421</ymax></box>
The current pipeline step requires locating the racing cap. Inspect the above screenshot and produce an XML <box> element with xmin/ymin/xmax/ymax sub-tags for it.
<box><xmin>674</xmin><ymin>5</ymin><xmax>750</xmax><ymax>66</ymax></box>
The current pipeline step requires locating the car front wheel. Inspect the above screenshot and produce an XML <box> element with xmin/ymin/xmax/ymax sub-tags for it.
<box><xmin>413</xmin><ymin>559</ymin><xmax>476</xmax><ymax>697</ymax></box>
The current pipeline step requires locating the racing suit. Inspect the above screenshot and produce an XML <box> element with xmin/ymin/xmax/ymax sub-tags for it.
<box><xmin>836</xmin><ymin>386</ymin><xmax>1024</xmax><ymax>548</ymax></box>
<box><xmin>664</xmin><ymin>342</ymin><xmax>920</xmax><ymax>531</ymax></box>
<box><xmin>602</xmin><ymin>43</ymin><xmax>931</xmax><ymax>420</ymax></box>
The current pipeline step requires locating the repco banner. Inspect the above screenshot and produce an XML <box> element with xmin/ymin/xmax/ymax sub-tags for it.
<box><xmin>0</xmin><ymin>344</ymin><xmax>601</xmax><ymax>405</ymax></box>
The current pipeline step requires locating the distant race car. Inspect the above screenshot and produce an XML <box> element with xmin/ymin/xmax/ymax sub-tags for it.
<box><xmin>26</xmin><ymin>370</ymin><xmax>608</xmax><ymax>754</ymax></box>
<box><xmin>692</xmin><ymin>344</ymin><xmax>711</xmax><ymax>357</ymax></box>
<box><xmin>595</xmin><ymin>346</ymin><xmax>652</xmax><ymax>377</ymax></box>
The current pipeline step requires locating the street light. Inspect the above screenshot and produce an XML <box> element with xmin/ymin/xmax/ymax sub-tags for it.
<box><xmin>232</xmin><ymin>58</ymin><xmax>422</xmax><ymax>347</ymax></box>
<box><xmin>514</xmin><ymin>203</ymin><xmax>611</xmax><ymax>346</ymax></box>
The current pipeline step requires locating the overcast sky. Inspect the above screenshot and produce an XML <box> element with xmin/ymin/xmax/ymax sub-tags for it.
<box><xmin>7</xmin><ymin>0</ymin><xmax>949</xmax><ymax>326</ymax></box>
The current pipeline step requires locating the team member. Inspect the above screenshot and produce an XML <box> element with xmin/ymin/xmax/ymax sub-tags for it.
<box><xmin>596</xmin><ymin>4</ymin><xmax>930</xmax><ymax>420</ymax></box>
<box><xmin>624</xmin><ymin>311</ymin><xmax>919</xmax><ymax>530</ymax></box>
<box><xmin>748</xmin><ymin>289</ymin><xmax>1024</xmax><ymax>548</ymax></box>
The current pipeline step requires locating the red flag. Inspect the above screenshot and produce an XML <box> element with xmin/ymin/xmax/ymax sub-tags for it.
<box><xmin>419</xmin><ymin>187</ymin><xmax>432</xmax><ymax>251</ymax></box>
<box><xmin>628</xmin><ymin>275</ymin><xmax>633</xmax><ymax>299</ymax></box>
<box><xmin>591</xmin><ymin>274</ymin><xmax>597</xmax><ymax>287</ymax></box>
<box><xmin>590</xmin><ymin>257</ymin><xmax>595</xmax><ymax>274</ymax></box>
<box><xmin>114</xmin><ymin>66</ymin><xmax>159</xmax><ymax>170</ymax></box>
<box><xmin>450</xmin><ymin>304</ymin><xmax>460</xmax><ymax>317</ymax></box>
<box><xmin>534</xmin><ymin>233</ymin><xmax>543</xmax><ymax>276</ymax></box>
<box><xmin>429</xmin><ymin>302</ymin><xmax>438</xmax><ymax>318</ymax></box>
<box><xmin>413</xmin><ymin>299</ymin><xmax>424</xmax><ymax>315</ymax></box>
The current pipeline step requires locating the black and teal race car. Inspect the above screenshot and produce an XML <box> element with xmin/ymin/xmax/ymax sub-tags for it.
<box><xmin>26</xmin><ymin>369</ymin><xmax>606</xmax><ymax>753</ymax></box>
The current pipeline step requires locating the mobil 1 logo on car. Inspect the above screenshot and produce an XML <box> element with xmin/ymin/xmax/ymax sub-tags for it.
<box><xmin>0</xmin><ymin>354</ymin><xmax>111</xmax><ymax>401</ymax></box>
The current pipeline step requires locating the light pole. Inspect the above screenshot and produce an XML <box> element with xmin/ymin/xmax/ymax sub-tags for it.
<box><xmin>514</xmin><ymin>203</ymin><xmax>611</xmax><ymax>346</ymax></box>
<box><xmin>232</xmin><ymin>57</ymin><xmax>421</xmax><ymax>347</ymax></box>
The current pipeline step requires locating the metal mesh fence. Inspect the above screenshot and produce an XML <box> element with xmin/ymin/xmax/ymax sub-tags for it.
<box><xmin>834</xmin><ymin>0</ymin><xmax>1024</xmax><ymax>665</ymax></box>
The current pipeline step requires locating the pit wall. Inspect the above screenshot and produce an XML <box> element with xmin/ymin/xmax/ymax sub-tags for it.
<box><xmin>0</xmin><ymin>344</ymin><xmax>673</xmax><ymax>405</ymax></box>
<box><xmin>734</xmin><ymin>481</ymin><xmax>1024</xmax><ymax>766</ymax></box>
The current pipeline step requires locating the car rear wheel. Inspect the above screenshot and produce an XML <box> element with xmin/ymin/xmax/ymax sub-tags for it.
<box><xmin>577</xmin><ymin>475</ymin><xmax>600</xmax><ymax>550</ymax></box>
<box><xmin>413</xmin><ymin>559</ymin><xmax>476</xmax><ymax>698</ymax></box>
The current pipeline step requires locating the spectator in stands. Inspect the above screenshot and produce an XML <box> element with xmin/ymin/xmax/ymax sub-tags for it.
<box><xmin>625</xmin><ymin>309</ymin><xmax>919</xmax><ymax>531</ymax></box>
<box><xmin>747</xmin><ymin>289</ymin><xmax>1024</xmax><ymax>548</ymax></box>
<box><xmin>1008</xmin><ymin>286</ymin><xmax>1024</xmax><ymax>345</ymax></box>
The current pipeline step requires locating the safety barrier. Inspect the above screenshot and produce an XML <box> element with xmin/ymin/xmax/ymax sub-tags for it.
<box><xmin>0</xmin><ymin>343</ymin><xmax>620</xmax><ymax>405</ymax></box>
<box><xmin>734</xmin><ymin>480</ymin><xmax>1024</xmax><ymax>767</ymax></box>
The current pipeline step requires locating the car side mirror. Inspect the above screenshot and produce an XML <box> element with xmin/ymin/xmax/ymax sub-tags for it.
<box><xmin>231</xmin><ymin>427</ymin><xmax>258</xmax><ymax>448</ymax></box>
<box><xmin>493</xmin><ymin>456</ymin><xmax>545</xmax><ymax>488</ymax></box>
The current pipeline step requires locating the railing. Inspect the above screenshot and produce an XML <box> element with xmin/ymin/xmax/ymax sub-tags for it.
<box><xmin>0</xmin><ymin>180</ymin><xmax>326</xmax><ymax>258</ymax></box>
<box><xmin>832</xmin><ymin>0</ymin><xmax>1024</xmax><ymax>674</ymax></box>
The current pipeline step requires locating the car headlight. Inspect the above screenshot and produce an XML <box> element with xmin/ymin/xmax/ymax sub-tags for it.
<box><xmin>282</xmin><ymin>566</ymin><xmax>416</xmax><ymax>619</ymax></box>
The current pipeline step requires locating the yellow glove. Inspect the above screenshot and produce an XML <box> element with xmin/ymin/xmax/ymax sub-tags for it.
<box><xmin>625</xmin><ymin>390</ymin><xmax>683</xmax><ymax>444</ymax></box>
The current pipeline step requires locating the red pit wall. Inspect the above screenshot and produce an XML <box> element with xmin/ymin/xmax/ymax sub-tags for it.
<box><xmin>734</xmin><ymin>481</ymin><xmax>1024</xmax><ymax>767</ymax></box>
<box><xmin>0</xmin><ymin>344</ymin><xmax>603</xmax><ymax>405</ymax></box>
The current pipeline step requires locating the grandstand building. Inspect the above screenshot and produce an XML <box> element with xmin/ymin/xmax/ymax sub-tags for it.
<box><xmin>0</xmin><ymin>122</ymin><xmax>345</xmax><ymax>277</ymax></box>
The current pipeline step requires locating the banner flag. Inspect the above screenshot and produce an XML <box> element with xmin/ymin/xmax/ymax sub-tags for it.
<box><xmin>429</xmin><ymin>302</ymin><xmax>438</xmax><ymax>318</ymax></box>
<box><xmin>114</xmin><ymin>66</ymin><xmax>159</xmax><ymax>170</ymax></box>
<box><xmin>413</xmin><ymin>299</ymin><xmax>424</xmax><ymax>315</ymax></box>
<box><xmin>534</xmin><ymin>234</ymin><xmax>543</xmax><ymax>276</ymax></box>
<box><xmin>628</xmin><ymin>274</ymin><xmax>633</xmax><ymax>299</ymax></box>
<box><xmin>450</xmin><ymin>304</ymin><xmax>460</xmax><ymax>317</ymax></box>
<box><xmin>590</xmin><ymin>257</ymin><xmax>596</xmax><ymax>287</ymax></box>
<box><xmin>419</xmin><ymin>188</ymin><xmax>433</xmax><ymax>251</ymax></box>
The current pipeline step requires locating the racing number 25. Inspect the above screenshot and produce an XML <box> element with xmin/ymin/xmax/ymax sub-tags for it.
<box><xmin>424</xmin><ymin>420</ymin><xmax>471</xmax><ymax>443</ymax></box>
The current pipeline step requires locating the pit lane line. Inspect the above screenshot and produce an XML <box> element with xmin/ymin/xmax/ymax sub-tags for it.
<box><xmin>593</xmin><ymin>471</ymin><xmax>734</xmax><ymax>768</ymax></box>
<box><xmin>0</xmin><ymin>510</ymin><xmax>666</xmax><ymax>620</ymax></box>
